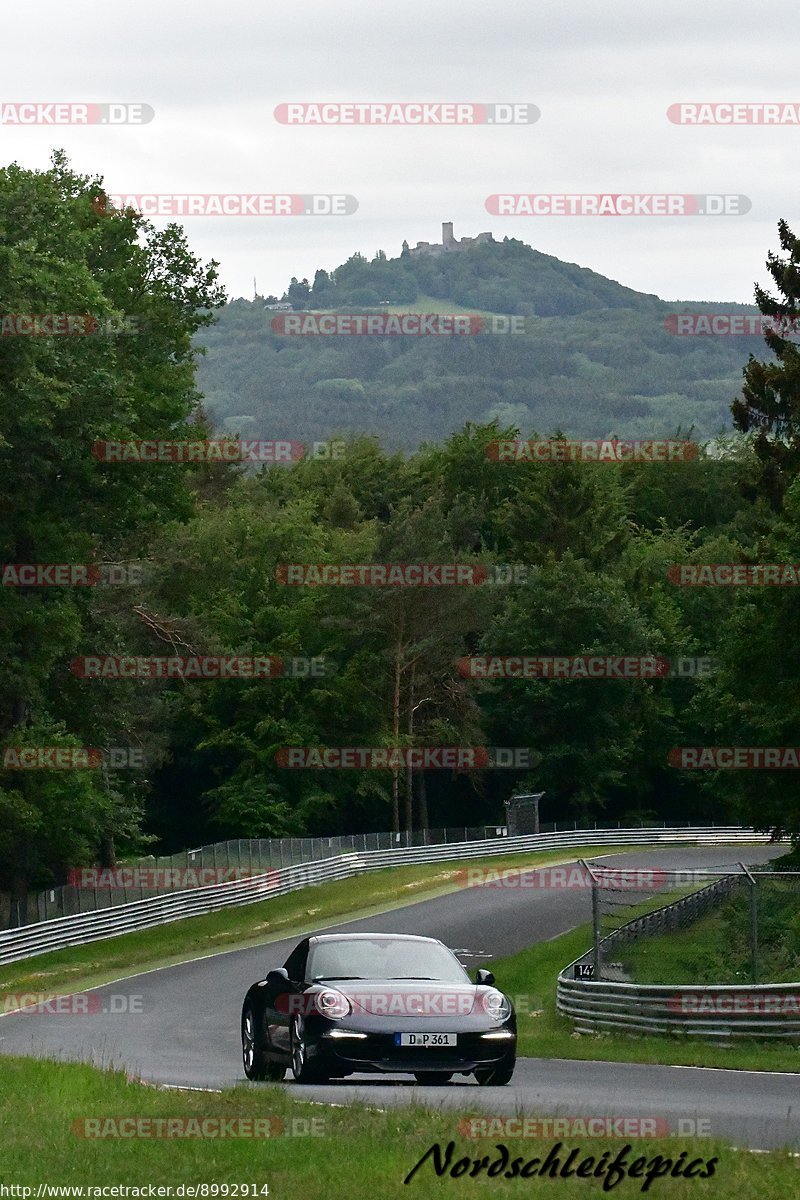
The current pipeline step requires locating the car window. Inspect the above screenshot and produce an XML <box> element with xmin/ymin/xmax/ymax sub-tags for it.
<box><xmin>306</xmin><ymin>938</ymin><xmax>469</xmax><ymax>983</ymax></box>
<box><xmin>283</xmin><ymin>939</ymin><xmax>309</xmax><ymax>982</ymax></box>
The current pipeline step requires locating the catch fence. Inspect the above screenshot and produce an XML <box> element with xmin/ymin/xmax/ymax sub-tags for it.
<box><xmin>558</xmin><ymin>862</ymin><xmax>800</xmax><ymax>1039</ymax></box>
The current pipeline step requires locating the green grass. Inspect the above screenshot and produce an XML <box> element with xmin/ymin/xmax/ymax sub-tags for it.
<box><xmin>489</xmin><ymin>926</ymin><xmax>800</xmax><ymax>1072</ymax></box>
<box><xmin>1</xmin><ymin>1055</ymin><xmax>798</xmax><ymax>1196</ymax></box>
<box><xmin>623</xmin><ymin>910</ymin><xmax>746</xmax><ymax>985</ymax></box>
<box><xmin>0</xmin><ymin>847</ymin><xmax>631</xmax><ymax>1004</ymax></box>
<box><xmin>621</xmin><ymin>883</ymin><xmax>800</xmax><ymax>986</ymax></box>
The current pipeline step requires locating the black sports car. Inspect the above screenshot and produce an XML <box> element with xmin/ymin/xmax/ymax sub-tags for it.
<box><xmin>241</xmin><ymin>932</ymin><xmax>516</xmax><ymax>1085</ymax></box>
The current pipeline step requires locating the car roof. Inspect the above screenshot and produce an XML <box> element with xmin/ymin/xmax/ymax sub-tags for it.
<box><xmin>308</xmin><ymin>933</ymin><xmax>442</xmax><ymax>946</ymax></box>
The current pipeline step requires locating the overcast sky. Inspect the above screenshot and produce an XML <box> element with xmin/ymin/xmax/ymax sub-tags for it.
<box><xmin>2</xmin><ymin>0</ymin><xmax>797</xmax><ymax>304</ymax></box>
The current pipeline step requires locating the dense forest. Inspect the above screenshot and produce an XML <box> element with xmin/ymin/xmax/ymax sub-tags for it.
<box><xmin>196</xmin><ymin>238</ymin><xmax>766</xmax><ymax>449</ymax></box>
<box><xmin>3</xmin><ymin>154</ymin><xmax>800</xmax><ymax>899</ymax></box>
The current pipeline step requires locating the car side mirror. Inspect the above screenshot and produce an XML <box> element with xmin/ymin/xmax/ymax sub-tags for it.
<box><xmin>266</xmin><ymin>968</ymin><xmax>292</xmax><ymax>992</ymax></box>
<box><xmin>476</xmin><ymin>968</ymin><xmax>495</xmax><ymax>986</ymax></box>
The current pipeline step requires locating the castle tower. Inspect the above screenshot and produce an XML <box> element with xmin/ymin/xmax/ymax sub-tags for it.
<box><xmin>442</xmin><ymin>221</ymin><xmax>455</xmax><ymax>248</ymax></box>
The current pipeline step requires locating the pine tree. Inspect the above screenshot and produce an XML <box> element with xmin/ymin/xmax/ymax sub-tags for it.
<box><xmin>732</xmin><ymin>219</ymin><xmax>800</xmax><ymax>506</ymax></box>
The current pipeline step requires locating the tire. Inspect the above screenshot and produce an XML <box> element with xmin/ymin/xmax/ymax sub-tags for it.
<box><xmin>474</xmin><ymin>1059</ymin><xmax>515</xmax><ymax>1086</ymax></box>
<box><xmin>242</xmin><ymin>1003</ymin><xmax>285</xmax><ymax>1081</ymax></box>
<box><xmin>413</xmin><ymin>1072</ymin><xmax>453</xmax><ymax>1085</ymax></box>
<box><xmin>290</xmin><ymin>1014</ymin><xmax>329</xmax><ymax>1084</ymax></box>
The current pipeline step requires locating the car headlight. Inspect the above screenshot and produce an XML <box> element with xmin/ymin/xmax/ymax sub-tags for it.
<box><xmin>314</xmin><ymin>988</ymin><xmax>351</xmax><ymax>1019</ymax></box>
<box><xmin>481</xmin><ymin>989</ymin><xmax>511</xmax><ymax>1020</ymax></box>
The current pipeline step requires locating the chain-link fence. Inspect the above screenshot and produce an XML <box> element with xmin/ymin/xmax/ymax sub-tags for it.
<box><xmin>3</xmin><ymin>824</ymin><xmax>508</xmax><ymax>928</ymax></box>
<box><xmin>2</xmin><ymin>818</ymin><xmax>706</xmax><ymax>930</ymax></box>
<box><xmin>580</xmin><ymin>860</ymin><xmax>800</xmax><ymax>986</ymax></box>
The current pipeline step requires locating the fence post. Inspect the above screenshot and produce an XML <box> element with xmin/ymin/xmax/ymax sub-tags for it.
<box><xmin>739</xmin><ymin>862</ymin><xmax>759</xmax><ymax>984</ymax></box>
<box><xmin>579</xmin><ymin>859</ymin><xmax>602</xmax><ymax>979</ymax></box>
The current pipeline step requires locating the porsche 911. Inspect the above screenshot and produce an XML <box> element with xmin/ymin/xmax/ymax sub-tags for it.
<box><xmin>241</xmin><ymin>932</ymin><xmax>516</xmax><ymax>1085</ymax></box>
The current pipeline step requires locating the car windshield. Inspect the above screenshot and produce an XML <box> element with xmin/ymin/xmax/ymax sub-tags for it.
<box><xmin>307</xmin><ymin>938</ymin><xmax>470</xmax><ymax>984</ymax></box>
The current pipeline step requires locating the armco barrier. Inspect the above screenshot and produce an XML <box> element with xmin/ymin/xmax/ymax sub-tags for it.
<box><xmin>0</xmin><ymin>826</ymin><xmax>774</xmax><ymax>967</ymax></box>
<box><xmin>557</xmin><ymin>976</ymin><xmax>800</xmax><ymax>1040</ymax></box>
<box><xmin>557</xmin><ymin>871</ymin><xmax>800</xmax><ymax>1040</ymax></box>
<box><xmin>9</xmin><ymin>824</ymin><xmax>514</xmax><ymax>928</ymax></box>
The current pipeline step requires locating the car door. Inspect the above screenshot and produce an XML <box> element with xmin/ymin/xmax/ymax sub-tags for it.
<box><xmin>264</xmin><ymin>938</ymin><xmax>309</xmax><ymax>1058</ymax></box>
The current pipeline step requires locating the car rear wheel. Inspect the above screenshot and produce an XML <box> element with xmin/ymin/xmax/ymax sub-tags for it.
<box><xmin>242</xmin><ymin>1004</ymin><xmax>285</xmax><ymax>1081</ymax></box>
<box><xmin>474</xmin><ymin>1059</ymin><xmax>515</xmax><ymax>1086</ymax></box>
<box><xmin>290</xmin><ymin>1015</ymin><xmax>329</xmax><ymax>1084</ymax></box>
<box><xmin>413</xmin><ymin>1071</ymin><xmax>453</xmax><ymax>1085</ymax></box>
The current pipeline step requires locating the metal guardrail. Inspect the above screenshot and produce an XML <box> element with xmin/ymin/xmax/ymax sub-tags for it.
<box><xmin>557</xmin><ymin>977</ymin><xmax>800</xmax><ymax>1040</ymax></box>
<box><xmin>0</xmin><ymin>825</ymin><xmax>774</xmax><ymax>968</ymax></box>
<box><xmin>9</xmin><ymin>820</ymin><xmax>725</xmax><ymax>929</ymax></box>
<box><xmin>7</xmin><ymin>824</ymin><xmax>515</xmax><ymax>928</ymax></box>
<box><xmin>557</xmin><ymin>870</ymin><xmax>800</xmax><ymax>1040</ymax></box>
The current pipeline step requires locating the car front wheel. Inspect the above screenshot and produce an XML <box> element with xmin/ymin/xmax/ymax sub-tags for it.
<box><xmin>242</xmin><ymin>1004</ymin><xmax>285</xmax><ymax>1081</ymax></box>
<box><xmin>290</xmin><ymin>1015</ymin><xmax>328</xmax><ymax>1084</ymax></box>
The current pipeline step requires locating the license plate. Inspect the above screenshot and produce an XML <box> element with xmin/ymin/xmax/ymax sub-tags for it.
<box><xmin>395</xmin><ymin>1032</ymin><xmax>457</xmax><ymax>1047</ymax></box>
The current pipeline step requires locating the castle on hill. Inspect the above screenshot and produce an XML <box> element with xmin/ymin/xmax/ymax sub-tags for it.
<box><xmin>402</xmin><ymin>221</ymin><xmax>494</xmax><ymax>258</ymax></box>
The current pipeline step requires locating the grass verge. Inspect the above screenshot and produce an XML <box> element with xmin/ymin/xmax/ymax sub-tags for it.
<box><xmin>490</xmin><ymin>925</ymin><xmax>800</xmax><ymax>1072</ymax></box>
<box><xmin>623</xmin><ymin>910</ymin><xmax>743</xmax><ymax>985</ymax></box>
<box><xmin>1</xmin><ymin>1055</ymin><xmax>798</xmax><ymax>1197</ymax></box>
<box><xmin>623</xmin><ymin>887</ymin><xmax>800</xmax><ymax>986</ymax></box>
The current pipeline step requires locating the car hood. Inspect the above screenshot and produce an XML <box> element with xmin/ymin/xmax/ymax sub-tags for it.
<box><xmin>334</xmin><ymin>981</ymin><xmax>482</xmax><ymax>1018</ymax></box>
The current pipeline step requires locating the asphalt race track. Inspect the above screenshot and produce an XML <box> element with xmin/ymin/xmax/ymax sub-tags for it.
<box><xmin>2</xmin><ymin>845</ymin><xmax>798</xmax><ymax>1150</ymax></box>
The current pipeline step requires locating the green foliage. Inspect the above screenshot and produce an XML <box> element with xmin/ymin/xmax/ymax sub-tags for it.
<box><xmin>0</xmin><ymin>152</ymin><xmax>225</xmax><ymax>890</ymax></box>
<box><xmin>732</xmin><ymin>219</ymin><xmax>800</xmax><ymax>506</ymax></box>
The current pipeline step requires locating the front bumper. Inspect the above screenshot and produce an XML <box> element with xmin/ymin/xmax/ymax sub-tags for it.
<box><xmin>316</xmin><ymin>1027</ymin><xmax>516</xmax><ymax>1074</ymax></box>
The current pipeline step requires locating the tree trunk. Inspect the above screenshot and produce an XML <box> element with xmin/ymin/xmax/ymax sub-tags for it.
<box><xmin>391</xmin><ymin>640</ymin><xmax>402</xmax><ymax>833</ymax></box>
<box><xmin>4</xmin><ymin>535</ymin><xmax>34</xmax><ymax>736</ymax></box>
<box><xmin>416</xmin><ymin>770</ymin><xmax>429</xmax><ymax>832</ymax></box>
<box><xmin>99</xmin><ymin>766</ymin><xmax>117</xmax><ymax>868</ymax></box>
<box><xmin>100</xmin><ymin>830</ymin><xmax>117</xmax><ymax>869</ymax></box>
<box><xmin>404</xmin><ymin>664</ymin><xmax>415</xmax><ymax>835</ymax></box>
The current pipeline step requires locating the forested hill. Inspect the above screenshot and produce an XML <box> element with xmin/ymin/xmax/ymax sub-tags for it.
<box><xmin>195</xmin><ymin>236</ymin><xmax>762</xmax><ymax>451</ymax></box>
